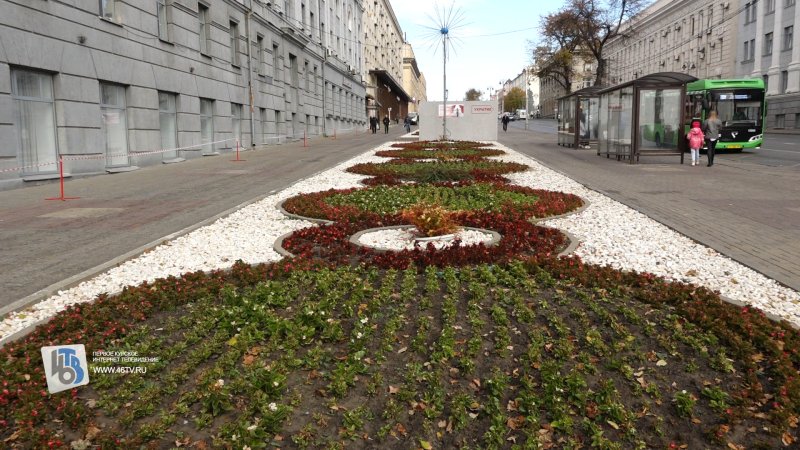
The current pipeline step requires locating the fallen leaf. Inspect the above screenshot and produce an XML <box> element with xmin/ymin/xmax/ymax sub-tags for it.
<box><xmin>507</xmin><ymin>436</ymin><xmax>517</xmax><ymax>443</ymax></box>
<box><xmin>438</xmin><ymin>420</ymin><xmax>447</xmax><ymax>428</ymax></box>
<box><xmin>394</xmin><ymin>423</ymin><xmax>408</xmax><ymax>436</ymax></box>
<box><xmin>751</xmin><ymin>353</ymin><xmax>764</xmax><ymax>363</ymax></box>
<box><xmin>398</xmin><ymin>347</ymin><xmax>408</xmax><ymax>354</ymax></box>
<box><xmin>636</xmin><ymin>377</ymin><xmax>647</xmax><ymax>388</ymax></box>
<box><xmin>782</xmin><ymin>432</ymin><xmax>796</xmax><ymax>446</ymax></box>
<box><xmin>274</xmin><ymin>435</ymin><xmax>283</xmax><ymax>441</ymax></box>
<box><xmin>507</xmin><ymin>400</ymin><xmax>519</xmax><ymax>411</ymax></box>
<box><xmin>692</xmin><ymin>418</ymin><xmax>702</xmax><ymax>424</ymax></box>
<box><xmin>507</xmin><ymin>416</ymin><xmax>526</xmax><ymax>430</ymax></box>
<box><xmin>388</xmin><ymin>385</ymin><xmax>400</xmax><ymax>394</ymax></box>
<box><xmin>727</xmin><ymin>442</ymin><xmax>744</xmax><ymax>450</ymax></box>
<box><xmin>607</xmin><ymin>420</ymin><xmax>619</xmax><ymax>430</ymax></box>
<box><xmin>175</xmin><ymin>437</ymin><xmax>190</xmax><ymax>447</ymax></box>
<box><xmin>420</xmin><ymin>439</ymin><xmax>433</xmax><ymax>450</ymax></box>
<box><xmin>191</xmin><ymin>441</ymin><xmax>208</xmax><ymax>450</ymax></box>
<box><xmin>243</xmin><ymin>354</ymin><xmax>256</xmax><ymax>366</ymax></box>
<box><xmin>656</xmin><ymin>360</ymin><xmax>667</xmax><ymax>367</ymax></box>
<box><xmin>85</xmin><ymin>425</ymin><xmax>102</xmax><ymax>441</ymax></box>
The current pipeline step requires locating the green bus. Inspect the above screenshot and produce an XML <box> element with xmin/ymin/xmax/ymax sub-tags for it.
<box><xmin>685</xmin><ymin>78</ymin><xmax>765</xmax><ymax>151</ymax></box>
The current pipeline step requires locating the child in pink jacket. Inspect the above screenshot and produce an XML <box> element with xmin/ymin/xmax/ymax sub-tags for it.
<box><xmin>686</xmin><ymin>120</ymin><xmax>705</xmax><ymax>166</ymax></box>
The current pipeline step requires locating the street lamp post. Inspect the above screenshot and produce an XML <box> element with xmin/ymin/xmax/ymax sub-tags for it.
<box><xmin>525</xmin><ymin>67</ymin><xmax>529</xmax><ymax>131</ymax></box>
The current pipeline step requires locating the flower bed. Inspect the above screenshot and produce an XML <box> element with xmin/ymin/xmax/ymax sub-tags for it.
<box><xmin>281</xmin><ymin>183</ymin><xmax>583</xmax><ymax>222</ymax></box>
<box><xmin>1</xmin><ymin>261</ymin><xmax>797</xmax><ymax>448</ymax></box>
<box><xmin>1</xmin><ymin>139</ymin><xmax>798</xmax><ymax>449</ymax></box>
<box><xmin>346</xmin><ymin>160</ymin><xmax>529</xmax><ymax>184</ymax></box>
<box><xmin>389</xmin><ymin>140</ymin><xmax>494</xmax><ymax>150</ymax></box>
<box><xmin>375</xmin><ymin>148</ymin><xmax>506</xmax><ymax>160</ymax></box>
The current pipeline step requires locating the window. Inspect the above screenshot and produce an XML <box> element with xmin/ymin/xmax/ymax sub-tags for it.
<box><xmin>763</xmin><ymin>74</ymin><xmax>769</xmax><ymax>91</ymax></box>
<box><xmin>782</xmin><ymin>70</ymin><xmax>789</xmax><ymax>92</ymax></box>
<box><xmin>231</xmin><ymin>103</ymin><xmax>243</xmax><ymax>144</ymax></box>
<box><xmin>256</xmin><ymin>35</ymin><xmax>265</xmax><ymax>75</ymax></box>
<box><xmin>158</xmin><ymin>92</ymin><xmax>178</xmax><ymax>159</ymax></box>
<box><xmin>783</xmin><ymin>26</ymin><xmax>794</xmax><ymax>51</ymax></box>
<box><xmin>260</xmin><ymin>108</ymin><xmax>267</xmax><ymax>144</ymax></box>
<box><xmin>795</xmin><ymin>113</ymin><xmax>800</xmax><ymax>129</ymax></box>
<box><xmin>100</xmin><ymin>83</ymin><xmax>129</xmax><ymax>167</ymax></box>
<box><xmin>99</xmin><ymin>0</ymin><xmax>115</xmax><ymax>19</ymax></box>
<box><xmin>198</xmin><ymin>3</ymin><xmax>210</xmax><ymax>55</ymax></box>
<box><xmin>766</xmin><ymin>0</ymin><xmax>775</xmax><ymax>13</ymax></box>
<box><xmin>776</xmin><ymin>113</ymin><xmax>785</xmax><ymax>128</ymax></box>
<box><xmin>200</xmin><ymin>98</ymin><xmax>214</xmax><ymax>155</ymax></box>
<box><xmin>765</xmin><ymin>32</ymin><xmax>773</xmax><ymax>55</ymax></box>
<box><xmin>744</xmin><ymin>40</ymin><xmax>751</xmax><ymax>60</ymax></box>
<box><xmin>304</xmin><ymin>61</ymin><xmax>310</xmax><ymax>91</ymax></box>
<box><xmin>289</xmin><ymin>54</ymin><xmax>298</xmax><ymax>88</ymax></box>
<box><xmin>230</xmin><ymin>21</ymin><xmax>240</xmax><ymax>66</ymax></box>
<box><xmin>272</xmin><ymin>43</ymin><xmax>280</xmax><ymax>81</ymax></box>
<box><xmin>749</xmin><ymin>39</ymin><xmax>756</xmax><ymax>59</ymax></box>
<box><xmin>12</xmin><ymin>69</ymin><xmax>58</xmax><ymax>174</ymax></box>
<box><xmin>788</xmin><ymin>0</ymin><xmax>796</xmax><ymax>6</ymax></box>
<box><xmin>157</xmin><ymin>0</ymin><xmax>169</xmax><ymax>40</ymax></box>
<box><xmin>313</xmin><ymin>66</ymin><xmax>318</xmax><ymax>94</ymax></box>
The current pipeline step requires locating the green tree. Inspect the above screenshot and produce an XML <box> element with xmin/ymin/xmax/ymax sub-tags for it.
<box><xmin>464</xmin><ymin>88</ymin><xmax>483</xmax><ymax>101</ymax></box>
<box><xmin>539</xmin><ymin>0</ymin><xmax>647</xmax><ymax>85</ymax></box>
<box><xmin>503</xmin><ymin>87</ymin><xmax>526</xmax><ymax>112</ymax></box>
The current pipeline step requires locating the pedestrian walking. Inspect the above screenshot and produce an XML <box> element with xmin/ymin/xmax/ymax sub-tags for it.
<box><xmin>687</xmin><ymin>120</ymin><xmax>705</xmax><ymax>166</ymax></box>
<box><xmin>501</xmin><ymin>114</ymin><xmax>510</xmax><ymax>132</ymax></box>
<box><xmin>383</xmin><ymin>116</ymin><xmax>390</xmax><ymax>134</ymax></box>
<box><xmin>703</xmin><ymin>110</ymin><xmax>722</xmax><ymax>167</ymax></box>
<box><xmin>369</xmin><ymin>116</ymin><xmax>377</xmax><ymax>134</ymax></box>
<box><xmin>404</xmin><ymin>116</ymin><xmax>411</xmax><ymax>133</ymax></box>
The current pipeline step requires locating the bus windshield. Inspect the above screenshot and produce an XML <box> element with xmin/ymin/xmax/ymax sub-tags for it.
<box><xmin>710</xmin><ymin>90</ymin><xmax>763</xmax><ymax>127</ymax></box>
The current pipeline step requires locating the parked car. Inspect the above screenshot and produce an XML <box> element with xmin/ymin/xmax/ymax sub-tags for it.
<box><xmin>408</xmin><ymin>112</ymin><xmax>419</xmax><ymax>125</ymax></box>
<box><xmin>508</xmin><ymin>113</ymin><xmax>518</xmax><ymax>121</ymax></box>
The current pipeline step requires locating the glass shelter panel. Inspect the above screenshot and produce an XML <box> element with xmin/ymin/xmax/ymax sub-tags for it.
<box><xmin>638</xmin><ymin>88</ymin><xmax>682</xmax><ymax>151</ymax></box>
<box><xmin>557</xmin><ymin>98</ymin><xmax>575</xmax><ymax>146</ymax></box>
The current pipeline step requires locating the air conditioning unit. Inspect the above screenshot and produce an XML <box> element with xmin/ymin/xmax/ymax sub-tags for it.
<box><xmin>660</xmin><ymin>60</ymin><xmax>666</xmax><ymax>66</ymax></box>
<box><xmin>706</xmin><ymin>28</ymin><xmax>713</xmax><ymax>35</ymax></box>
<box><xmin>326</xmin><ymin>48</ymin><xmax>333</xmax><ymax>57</ymax></box>
<box><xmin>662</xmin><ymin>30</ymin><xmax>669</xmax><ymax>37</ymax></box>
<box><xmin>674</xmin><ymin>55</ymin><xmax>681</xmax><ymax>61</ymax></box>
<box><xmin>674</xmin><ymin>24</ymin><xmax>681</xmax><ymax>31</ymax></box>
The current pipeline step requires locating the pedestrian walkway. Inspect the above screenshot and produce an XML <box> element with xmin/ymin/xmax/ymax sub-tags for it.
<box><xmin>499</xmin><ymin>126</ymin><xmax>800</xmax><ymax>292</ymax></box>
<box><xmin>0</xmin><ymin>127</ymin><xmax>408</xmax><ymax>314</ymax></box>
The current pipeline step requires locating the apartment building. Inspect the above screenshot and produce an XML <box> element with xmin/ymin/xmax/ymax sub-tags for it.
<box><xmin>604</xmin><ymin>0</ymin><xmax>738</xmax><ymax>84</ymax></box>
<box><xmin>738</xmin><ymin>0</ymin><xmax>800</xmax><ymax>129</ymax></box>
<box><xmin>402</xmin><ymin>43</ymin><xmax>426</xmax><ymax>114</ymax></box>
<box><xmin>362</xmin><ymin>0</ymin><xmax>411</xmax><ymax>121</ymax></box>
<box><xmin>0</xmin><ymin>0</ymin><xmax>366</xmax><ymax>189</ymax></box>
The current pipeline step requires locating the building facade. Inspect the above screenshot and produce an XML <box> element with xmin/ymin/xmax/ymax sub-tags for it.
<box><xmin>604</xmin><ymin>0</ymin><xmax>738</xmax><ymax>84</ymax></box>
<box><xmin>362</xmin><ymin>0</ymin><xmax>411</xmax><ymax>122</ymax></box>
<box><xmin>534</xmin><ymin>51</ymin><xmax>596</xmax><ymax>118</ymax></box>
<box><xmin>0</xmin><ymin>0</ymin><xmax>366</xmax><ymax>190</ymax></box>
<box><xmin>738</xmin><ymin>0</ymin><xmax>800</xmax><ymax>130</ymax></box>
<box><xmin>402</xmin><ymin>43</ymin><xmax>427</xmax><ymax>113</ymax></box>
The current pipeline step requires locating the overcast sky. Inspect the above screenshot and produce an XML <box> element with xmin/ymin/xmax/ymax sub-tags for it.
<box><xmin>391</xmin><ymin>0</ymin><xmax>567</xmax><ymax>102</ymax></box>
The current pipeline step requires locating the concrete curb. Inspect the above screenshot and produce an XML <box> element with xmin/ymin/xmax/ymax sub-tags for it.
<box><xmin>275</xmin><ymin>198</ymin><xmax>335</xmax><ymax>225</ymax></box>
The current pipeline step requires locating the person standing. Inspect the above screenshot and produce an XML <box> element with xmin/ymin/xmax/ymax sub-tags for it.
<box><xmin>369</xmin><ymin>116</ymin><xmax>377</xmax><ymax>134</ymax></box>
<box><xmin>703</xmin><ymin>110</ymin><xmax>722</xmax><ymax>167</ymax></box>
<box><xmin>383</xmin><ymin>115</ymin><xmax>390</xmax><ymax>134</ymax></box>
<box><xmin>404</xmin><ymin>116</ymin><xmax>411</xmax><ymax>133</ymax></box>
<box><xmin>501</xmin><ymin>114</ymin><xmax>510</xmax><ymax>132</ymax></box>
<box><xmin>686</xmin><ymin>120</ymin><xmax>705</xmax><ymax>166</ymax></box>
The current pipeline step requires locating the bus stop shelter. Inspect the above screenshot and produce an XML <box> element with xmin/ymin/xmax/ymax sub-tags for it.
<box><xmin>596</xmin><ymin>72</ymin><xmax>697</xmax><ymax>164</ymax></box>
<box><xmin>557</xmin><ymin>86</ymin><xmax>604</xmax><ymax>149</ymax></box>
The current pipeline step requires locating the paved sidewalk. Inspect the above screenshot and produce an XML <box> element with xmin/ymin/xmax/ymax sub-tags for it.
<box><xmin>499</xmin><ymin>126</ymin><xmax>800</xmax><ymax>292</ymax></box>
<box><xmin>0</xmin><ymin>126</ymin><xmax>408</xmax><ymax>314</ymax></box>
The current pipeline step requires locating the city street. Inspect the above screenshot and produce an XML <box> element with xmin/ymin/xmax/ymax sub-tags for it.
<box><xmin>0</xmin><ymin>128</ymin><xmax>405</xmax><ymax>314</ymax></box>
<box><xmin>507</xmin><ymin>118</ymin><xmax>800</xmax><ymax>167</ymax></box>
<box><xmin>498</xmin><ymin>123</ymin><xmax>800</xmax><ymax>293</ymax></box>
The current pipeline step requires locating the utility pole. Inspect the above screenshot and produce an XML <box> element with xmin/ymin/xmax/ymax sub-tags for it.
<box><xmin>525</xmin><ymin>67</ymin><xmax>529</xmax><ymax>131</ymax></box>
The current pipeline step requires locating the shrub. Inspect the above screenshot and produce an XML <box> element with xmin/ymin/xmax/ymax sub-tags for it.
<box><xmin>400</xmin><ymin>202</ymin><xmax>460</xmax><ymax>237</ymax></box>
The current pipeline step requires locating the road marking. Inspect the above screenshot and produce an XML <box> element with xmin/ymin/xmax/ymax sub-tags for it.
<box><xmin>783</xmin><ymin>142</ymin><xmax>797</xmax><ymax>145</ymax></box>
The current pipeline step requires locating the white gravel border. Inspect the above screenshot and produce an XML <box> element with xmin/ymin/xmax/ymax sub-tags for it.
<box><xmin>2</xmin><ymin>141</ymin><xmax>798</xmax><ymax>343</ymax></box>
<box><xmin>356</xmin><ymin>227</ymin><xmax>496</xmax><ymax>251</ymax></box>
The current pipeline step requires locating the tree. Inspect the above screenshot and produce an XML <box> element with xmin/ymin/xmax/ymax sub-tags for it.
<box><xmin>464</xmin><ymin>88</ymin><xmax>482</xmax><ymax>101</ymax></box>
<box><xmin>538</xmin><ymin>0</ymin><xmax>647</xmax><ymax>85</ymax></box>
<box><xmin>533</xmin><ymin>45</ymin><xmax>575</xmax><ymax>94</ymax></box>
<box><xmin>503</xmin><ymin>87</ymin><xmax>526</xmax><ymax>112</ymax></box>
